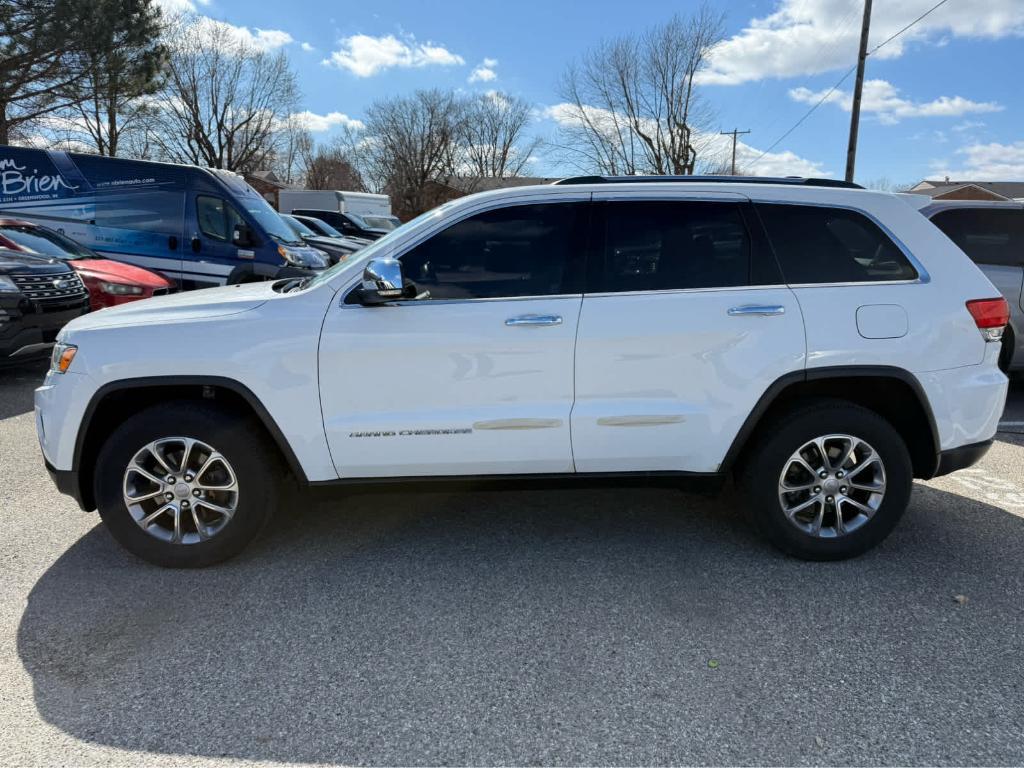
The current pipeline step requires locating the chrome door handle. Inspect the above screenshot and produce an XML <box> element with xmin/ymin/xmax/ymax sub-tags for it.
<box><xmin>505</xmin><ymin>314</ymin><xmax>563</xmax><ymax>327</ymax></box>
<box><xmin>727</xmin><ymin>305</ymin><xmax>786</xmax><ymax>317</ymax></box>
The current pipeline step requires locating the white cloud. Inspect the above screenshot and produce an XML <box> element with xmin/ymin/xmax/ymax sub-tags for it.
<box><xmin>789</xmin><ymin>79</ymin><xmax>1002</xmax><ymax>124</ymax></box>
<box><xmin>542</xmin><ymin>102</ymin><xmax>827</xmax><ymax>178</ymax></box>
<box><xmin>468</xmin><ymin>58</ymin><xmax>498</xmax><ymax>83</ymax></box>
<box><xmin>701</xmin><ymin>0</ymin><xmax>1024</xmax><ymax>86</ymax></box>
<box><xmin>323</xmin><ymin>33</ymin><xmax>464</xmax><ymax>77</ymax></box>
<box><xmin>952</xmin><ymin>120</ymin><xmax>986</xmax><ymax>133</ymax></box>
<box><xmin>154</xmin><ymin>0</ymin><xmax>208</xmax><ymax>12</ymax></box>
<box><xmin>301</xmin><ymin>42</ymin><xmax>315</xmax><ymax>52</ymax></box>
<box><xmin>289</xmin><ymin>110</ymin><xmax>365</xmax><ymax>132</ymax></box>
<box><xmin>187</xmin><ymin>16</ymin><xmax>294</xmax><ymax>51</ymax></box>
<box><xmin>931</xmin><ymin>141</ymin><xmax>1024</xmax><ymax>181</ymax></box>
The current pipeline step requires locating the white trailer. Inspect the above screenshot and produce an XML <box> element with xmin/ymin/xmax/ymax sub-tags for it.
<box><xmin>279</xmin><ymin>190</ymin><xmax>391</xmax><ymax>218</ymax></box>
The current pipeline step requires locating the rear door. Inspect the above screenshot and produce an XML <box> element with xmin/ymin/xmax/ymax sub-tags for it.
<box><xmin>571</xmin><ymin>191</ymin><xmax>806</xmax><ymax>474</ymax></box>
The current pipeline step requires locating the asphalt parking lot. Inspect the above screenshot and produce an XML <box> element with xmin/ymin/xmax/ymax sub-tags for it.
<box><xmin>2</xmin><ymin>361</ymin><xmax>1023</xmax><ymax>766</ymax></box>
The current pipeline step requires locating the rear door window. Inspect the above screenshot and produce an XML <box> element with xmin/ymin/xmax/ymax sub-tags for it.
<box><xmin>757</xmin><ymin>204</ymin><xmax>918</xmax><ymax>284</ymax></box>
<box><xmin>592</xmin><ymin>201</ymin><xmax>757</xmax><ymax>292</ymax></box>
<box><xmin>929</xmin><ymin>208</ymin><xmax>1024</xmax><ymax>267</ymax></box>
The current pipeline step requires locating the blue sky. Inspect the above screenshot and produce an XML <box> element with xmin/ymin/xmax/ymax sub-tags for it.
<box><xmin>169</xmin><ymin>0</ymin><xmax>1024</xmax><ymax>185</ymax></box>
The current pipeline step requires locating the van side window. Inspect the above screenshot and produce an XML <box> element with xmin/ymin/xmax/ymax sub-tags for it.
<box><xmin>197</xmin><ymin>196</ymin><xmax>244</xmax><ymax>242</ymax></box>
<box><xmin>930</xmin><ymin>208</ymin><xmax>1024</xmax><ymax>268</ymax></box>
<box><xmin>595</xmin><ymin>201</ymin><xmax>751</xmax><ymax>292</ymax></box>
<box><xmin>398</xmin><ymin>203</ymin><xmax>587</xmax><ymax>299</ymax></box>
<box><xmin>758</xmin><ymin>204</ymin><xmax>918</xmax><ymax>284</ymax></box>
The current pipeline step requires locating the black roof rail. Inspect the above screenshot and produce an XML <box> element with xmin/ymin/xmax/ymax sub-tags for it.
<box><xmin>552</xmin><ymin>175</ymin><xmax>864</xmax><ymax>189</ymax></box>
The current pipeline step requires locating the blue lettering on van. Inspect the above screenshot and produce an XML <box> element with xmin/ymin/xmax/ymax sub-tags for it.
<box><xmin>0</xmin><ymin>159</ymin><xmax>77</xmax><ymax>197</ymax></box>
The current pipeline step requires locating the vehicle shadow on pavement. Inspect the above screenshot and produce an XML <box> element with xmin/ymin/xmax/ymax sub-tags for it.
<box><xmin>16</xmin><ymin>481</ymin><xmax>1024</xmax><ymax>766</ymax></box>
<box><xmin>0</xmin><ymin>360</ymin><xmax>47</xmax><ymax>419</ymax></box>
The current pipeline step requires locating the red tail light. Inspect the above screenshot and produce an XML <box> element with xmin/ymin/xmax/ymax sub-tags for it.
<box><xmin>966</xmin><ymin>297</ymin><xmax>1009</xmax><ymax>341</ymax></box>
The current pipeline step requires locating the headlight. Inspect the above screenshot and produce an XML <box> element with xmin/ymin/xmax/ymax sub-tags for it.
<box><xmin>278</xmin><ymin>245</ymin><xmax>327</xmax><ymax>269</ymax></box>
<box><xmin>50</xmin><ymin>342</ymin><xmax>77</xmax><ymax>374</ymax></box>
<box><xmin>0</xmin><ymin>276</ymin><xmax>20</xmax><ymax>293</ymax></box>
<box><xmin>98</xmin><ymin>281</ymin><xmax>144</xmax><ymax>295</ymax></box>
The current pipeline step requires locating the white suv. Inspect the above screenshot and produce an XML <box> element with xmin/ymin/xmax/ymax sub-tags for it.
<box><xmin>35</xmin><ymin>177</ymin><xmax>1010</xmax><ymax>567</ymax></box>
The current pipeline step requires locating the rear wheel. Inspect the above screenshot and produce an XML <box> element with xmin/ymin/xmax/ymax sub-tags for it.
<box><xmin>740</xmin><ymin>399</ymin><xmax>913</xmax><ymax>560</ymax></box>
<box><xmin>94</xmin><ymin>402</ymin><xmax>279</xmax><ymax>567</ymax></box>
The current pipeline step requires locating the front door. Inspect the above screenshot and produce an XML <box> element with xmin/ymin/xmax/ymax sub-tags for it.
<box><xmin>319</xmin><ymin>200</ymin><xmax>589</xmax><ymax>478</ymax></box>
<box><xmin>185</xmin><ymin>193</ymin><xmax>252</xmax><ymax>289</ymax></box>
<box><xmin>571</xmin><ymin>192</ymin><xmax>807</xmax><ymax>474</ymax></box>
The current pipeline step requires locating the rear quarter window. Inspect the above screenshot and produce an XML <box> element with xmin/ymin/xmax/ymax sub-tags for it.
<box><xmin>757</xmin><ymin>203</ymin><xmax>918</xmax><ymax>284</ymax></box>
<box><xmin>929</xmin><ymin>208</ymin><xmax>1024</xmax><ymax>268</ymax></box>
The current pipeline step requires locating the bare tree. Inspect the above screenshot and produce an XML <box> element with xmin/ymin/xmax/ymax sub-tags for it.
<box><xmin>458</xmin><ymin>92</ymin><xmax>540</xmax><ymax>181</ymax></box>
<box><xmin>361</xmin><ymin>89</ymin><xmax>464</xmax><ymax>219</ymax></box>
<box><xmin>152</xmin><ymin>16</ymin><xmax>299</xmax><ymax>172</ymax></box>
<box><xmin>55</xmin><ymin>0</ymin><xmax>167</xmax><ymax>156</ymax></box>
<box><xmin>0</xmin><ymin>0</ymin><xmax>92</xmax><ymax>145</ymax></box>
<box><xmin>553</xmin><ymin>6</ymin><xmax>724</xmax><ymax>175</ymax></box>
<box><xmin>302</xmin><ymin>138</ymin><xmax>365</xmax><ymax>190</ymax></box>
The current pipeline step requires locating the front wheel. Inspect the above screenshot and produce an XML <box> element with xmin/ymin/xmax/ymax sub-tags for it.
<box><xmin>740</xmin><ymin>399</ymin><xmax>913</xmax><ymax>560</ymax></box>
<box><xmin>94</xmin><ymin>402</ymin><xmax>280</xmax><ymax>567</ymax></box>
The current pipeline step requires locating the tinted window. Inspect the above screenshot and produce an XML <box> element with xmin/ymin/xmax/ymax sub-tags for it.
<box><xmin>930</xmin><ymin>208</ymin><xmax>1024</xmax><ymax>268</ymax></box>
<box><xmin>0</xmin><ymin>225</ymin><xmax>95</xmax><ymax>259</ymax></box>
<box><xmin>197</xmin><ymin>195</ymin><xmax>244</xmax><ymax>242</ymax></box>
<box><xmin>399</xmin><ymin>203</ymin><xmax>586</xmax><ymax>299</ymax></box>
<box><xmin>758</xmin><ymin>204</ymin><xmax>917</xmax><ymax>284</ymax></box>
<box><xmin>596</xmin><ymin>201</ymin><xmax>751</xmax><ymax>292</ymax></box>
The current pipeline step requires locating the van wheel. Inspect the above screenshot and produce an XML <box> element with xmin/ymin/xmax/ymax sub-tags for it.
<box><xmin>739</xmin><ymin>399</ymin><xmax>912</xmax><ymax>561</ymax></box>
<box><xmin>93</xmin><ymin>402</ymin><xmax>279</xmax><ymax>567</ymax></box>
<box><xmin>998</xmin><ymin>327</ymin><xmax>1015</xmax><ymax>373</ymax></box>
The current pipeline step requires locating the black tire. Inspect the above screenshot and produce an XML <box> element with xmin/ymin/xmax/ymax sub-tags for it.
<box><xmin>739</xmin><ymin>398</ymin><xmax>912</xmax><ymax>561</ymax></box>
<box><xmin>94</xmin><ymin>401</ymin><xmax>280</xmax><ymax>568</ymax></box>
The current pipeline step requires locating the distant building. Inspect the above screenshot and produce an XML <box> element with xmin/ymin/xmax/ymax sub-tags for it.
<box><xmin>244</xmin><ymin>170</ymin><xmax>294</xmax><ymax>208</ymax></box>
<box><xmin>907</xmin><ymin>178</ymin><xmax>1024</xmax><ymax>202</ymax></box>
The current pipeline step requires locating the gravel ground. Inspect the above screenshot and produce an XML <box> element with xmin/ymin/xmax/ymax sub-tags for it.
<box><xmin>2</xmin><ymin>361</ymin><xmax>1023</xmax><ymax>766</ymax></box>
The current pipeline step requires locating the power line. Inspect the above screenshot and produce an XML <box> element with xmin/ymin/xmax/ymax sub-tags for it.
<box><xmin>869</xmin><ymin>0</ymin><xmax>951</xmax><ymax>55</ymax></box>
<box><xmin>746</xmin><ymin>0</ymin><xmax>954</xmax><ymax>172</ymax></box>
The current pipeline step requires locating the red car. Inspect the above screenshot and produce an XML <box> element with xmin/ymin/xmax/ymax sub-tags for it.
<box><xmin>0</xmin><ymin>218</ymin><xmax>172</xmax><ymax>310</ymax></box>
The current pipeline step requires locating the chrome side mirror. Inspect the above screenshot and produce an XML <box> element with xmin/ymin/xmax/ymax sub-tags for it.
<box><xmin>359</xmin><ymin>257</ymin><xmax>405</xmax><ymax>304</ymax></box>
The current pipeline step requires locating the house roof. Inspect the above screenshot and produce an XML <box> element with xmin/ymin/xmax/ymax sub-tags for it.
<box><xmin>908</xmin><ymin>180</ymin><xmax>1024</xmax><ymax>200</ymax></box>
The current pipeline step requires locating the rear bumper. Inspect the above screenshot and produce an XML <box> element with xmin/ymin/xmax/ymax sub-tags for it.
<box><xmin>932</xmin><ymin>439</ymin><xmax>993</xmax><ymax>478</ymax></box>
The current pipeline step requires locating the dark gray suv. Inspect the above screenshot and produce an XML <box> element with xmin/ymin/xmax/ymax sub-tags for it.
<box><xmin>921</xmin><ymin>200</ymin><xmax>1024</xmax><ymax>373</ymax></box>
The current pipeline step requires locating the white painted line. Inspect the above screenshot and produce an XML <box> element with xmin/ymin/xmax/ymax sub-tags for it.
<box><xmin>999</xmin><ymin>421</ymin><xmax>1024</xmax><ymax>427</ymax></box>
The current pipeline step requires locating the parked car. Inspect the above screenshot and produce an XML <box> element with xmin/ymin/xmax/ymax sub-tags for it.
<box><xmin>289</xmin><ymin>208</ymin><xmax>389</xmax><ymax>240</ymax></box>
<box><xmin>0</xmin><ymin>145</ymin><xmax>328</xmax><ymax>290</ymax></box>
<box><xmin>280</xmin><ymin>214</ymin><xmax>361</xmax><ymax>264</ymax></box>
<box><xmin>289</xmin><ymin>214</ymin><xmax>373</xmax><ymax>247</ymax></box>
<box><xmin>916</xmin><ymin>200</ymin><xmax>1023</xmax><ymax>373</ymax></box>
<box><xmin>279</xmin><ymin>189</ymin><xmax>394</xmax><ymax>230</ymax></box>
<box><xmin>1</xmin><ymin>247</ymin><xmax>89</xmax><ymax>364</ymax></box>
<box><xmin>361</xmin><ymin>213</ymin><xmax>401</xmax><ymax>231</ymax></box>
<box><xmin>0</xmin><ymin>218</ymin><xmax>171</xmax><ymax>310</ymax></box>
<box><xmin>36</xmin><ymin>176</ymin><xmax>1009</xmax><ymax>567</ymax></box>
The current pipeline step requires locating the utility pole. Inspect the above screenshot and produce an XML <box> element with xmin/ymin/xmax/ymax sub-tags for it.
<box><xmin>720</xmin><ymin>128</ymin><xmax>751</xmax><ymax>175</ymax></box>
<box><xmin>845</xmin><ymin>0</ymin><xmax>873</xmax><ymax>183</ymax></box>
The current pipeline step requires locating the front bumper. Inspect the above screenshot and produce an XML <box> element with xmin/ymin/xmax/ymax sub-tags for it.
<box><xmin>44</xmin><ymin>460</ymin><xmax>90</xmax><ymax>510</ymax></box>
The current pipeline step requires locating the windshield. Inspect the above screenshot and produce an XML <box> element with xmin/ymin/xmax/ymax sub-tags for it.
<box><xmin>362</xmin><ymin>215</ymin><xmax>398</xmax><ymax>231</ymax></box>
<box><xmin>303</xmin><ymin>216</ymin><xmax>345</xmax><ymax>239</ymax></box>
<box><xmin>0</xmin><ymin>224</ymin><xmax>96</xmax><ymax>260</ymax></box>
<box><xmin>304</xmin><ymin>204</ymin><xmax>452</xmax><ymax>291</ymax></box>
<box><xmin>239</xmin><ymin>195</ymin><xmax>303</xmax><ymax>245</ymax></box>
<box><xmin>282</xmin><ymin>214</ymin><xmax>317</xmax><ymax>238</ymax></box>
